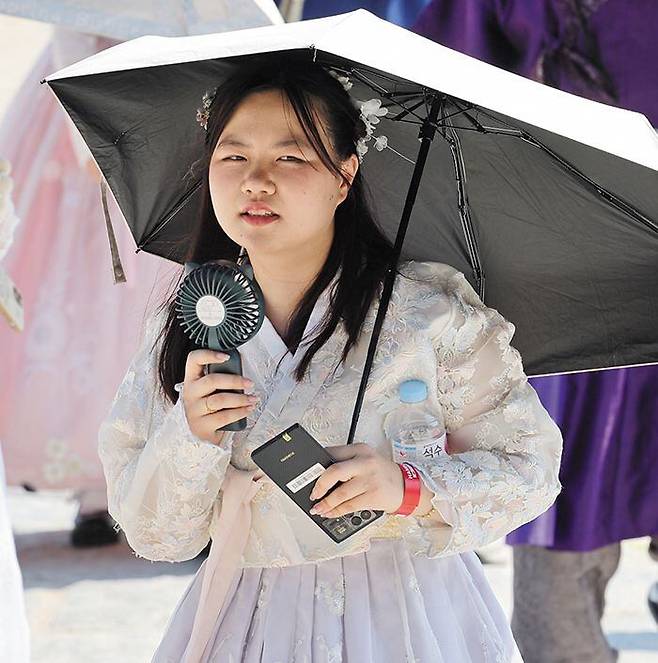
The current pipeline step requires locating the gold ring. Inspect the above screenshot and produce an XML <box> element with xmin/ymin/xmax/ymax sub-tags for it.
<box><xmin>205</xmin><ymin>396</ymin><xmax>214</xmax><ymax>414</ymax></box>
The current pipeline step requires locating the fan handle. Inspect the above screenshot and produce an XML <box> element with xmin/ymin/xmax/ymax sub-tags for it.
<box><xmin>204</xmin><ymin>348</ymin><xmax>247</xmax><ymax>432</ymax></box>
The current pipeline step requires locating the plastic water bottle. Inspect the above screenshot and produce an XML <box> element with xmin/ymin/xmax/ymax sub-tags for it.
<box><xmin>384</xmin><ymin>379</ymin><xmax>446</xmax><ymax>463</ymax></box>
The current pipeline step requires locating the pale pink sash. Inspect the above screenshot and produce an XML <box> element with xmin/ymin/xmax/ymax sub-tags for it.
<box><xmin>182</xmin><ymin>466</ymin><xmax>265</xmax><ymax>663</ymax></box>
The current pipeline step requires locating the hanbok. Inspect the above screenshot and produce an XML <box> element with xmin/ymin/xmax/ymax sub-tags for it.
<box><xmin>99</xmin><ymin>261</ymin><xmax>562</xmax><ymax>662</ymax></box>
<box><xmin>0</xmin><ymin>162</ymin><xmax>29</xmax><ymax>663</ymax></box>
<box><xmin>0</xmin><ymin>29</ymin><xmax>171</xmax><ymax>492</ymax></box>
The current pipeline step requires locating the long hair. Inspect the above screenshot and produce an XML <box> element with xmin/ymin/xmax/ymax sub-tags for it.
<box><xmin>156</xmin><ymin>53</ymin><xmax>395</xmax><ymax>403</ymax></box>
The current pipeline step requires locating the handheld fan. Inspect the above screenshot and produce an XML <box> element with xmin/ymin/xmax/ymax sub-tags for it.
<box><xmin>176</xmin><ymin>260</ymin><xmax>265</xmax><ymax>431</ymax></box>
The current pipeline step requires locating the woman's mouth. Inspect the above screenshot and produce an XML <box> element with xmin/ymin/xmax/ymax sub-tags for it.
<box><xmin>240</xmin><ymin>210</ymin><xmax>280</xmax><ymax>226</ymax></box>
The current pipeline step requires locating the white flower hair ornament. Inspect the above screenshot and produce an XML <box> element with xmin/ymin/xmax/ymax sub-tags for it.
<box><xmin>196</xmin><ymin>88</ymin><xmax>217</xmax><ymax>131</ymax></box>
<box><xmin>355</xmin><ymin>98</ymin><xmax>389</xmax><ymax>161</ymax></box>
<box><xmin>328</xmin><ymin>69</ymin><xmax>389</xmax><ymax>162</ymax></box>
<box><xmin>327</xmin><ymin>69</ymin><xmax>353</xmax><ymax>91</ymax></box>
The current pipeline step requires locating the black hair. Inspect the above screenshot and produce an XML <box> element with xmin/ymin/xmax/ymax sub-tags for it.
<box><xmin>157</xmin><ymin>52</ymin><xmax>394</xmax><ymax>404</ymax></box>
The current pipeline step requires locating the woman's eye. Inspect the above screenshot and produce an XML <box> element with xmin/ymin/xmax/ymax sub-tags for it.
<box><xmin>279</xmin><ymin>156</ymin><xmax>304</xmax><ymax>162</ymax></box>
<box><xmin>223</xmin><ymin>155</ymin><xmax>245</xmax><ymax>161</ymax></box>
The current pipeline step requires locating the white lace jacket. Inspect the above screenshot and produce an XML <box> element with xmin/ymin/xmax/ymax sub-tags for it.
<box><xmin>98</xmin><ymin>261</ymin><xmax>562</xmax><ymax>567</ymax></box>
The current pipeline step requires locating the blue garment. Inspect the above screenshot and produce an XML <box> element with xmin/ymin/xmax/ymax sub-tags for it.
<box><xmin>278</xmin><ymin>0</ymin><xmax>433</xmax><ymax>27</ymax></box>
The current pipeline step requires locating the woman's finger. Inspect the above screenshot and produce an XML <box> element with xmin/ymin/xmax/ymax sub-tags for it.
<box><xmin>310</xmin><ymin>477</ymin><xmax>368</xmax><ymax>516</ymax></box>
<box><xmin>185</xmin><ymin>372</ymin><xmax>254</xmax><ymax>400</ymax></box>
<box><xmin>310</xmin><ymin>458</ymin><xmax>365</xmax><ymax>501</ymax></box>
<box><xmin>322</xmin><ymin>493</ymin><xmax>375</xmax><ymax>519</ymax></box>
<box><xmin>197</xmin><ymin>405</ymin><xmax>257</xmax><ymax>438</ymax></box>
<box><xmin>324</xmin><ymin>443</ymin><xmax>370</xmax><ymax>462</ymax></box>
<box><xmin>187</xmin><ymin>391</ymin><xmax>258</xmax><ymax>419</ymax></box>
<box><xmin>183</xmin><ymin>349</ymin><xmax>230</xmax><ymax>382</ymax></box>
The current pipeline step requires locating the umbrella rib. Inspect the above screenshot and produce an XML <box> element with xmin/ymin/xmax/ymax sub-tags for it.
<box><xmin>442</xmin><ymin>113</ymin><xmax>485</xmax><ymax>300</ymax></box>
<box><xmin>137</xmin><ymin>178</ymin><xmax>203</xmax><ymax>250</ymax></box>
<box><xmin>347</xmin><ymin>67</ymin><xmax>486</xmax><ymax>134</ymax></box>
<box><xmin>348</xmin><ymin>68</ymin><xmax>429</xmax><ymax>125</ymax></box>
<box><xmin>390</xmin><ymin>99</ymin><xmax>426</xmax><ymax>122</ymax></box>
<box><xmin>435</xmin><ymin>105</ymin><xmax>480</xmax><ymax>127</ymax></box>
<box><xmin>448</xmin><ymin>100</ymin><xmax>486</xmax><ymax>131</ymax></box>
<box><xmin>385</xmin><ymin>90</ymin><xmax>427</xmax><ymax>99</ymax></box>
<box><xmin>470</xmin><ymin>108</ymin><xmax>658</xmax><ymax>235</ymax></box>
<box><xmin>515</xmin><ymin>132</ymin><xmax>658</xmax><ymax>234</ymax></box>
<box><xmin>335</xmin><ymin>66</ymin><xmax>488</xmax><ymax>148</ymax></box>
<box><xmin>325</xmin><ymin>61</ymin><xmax>411</xmax><ymax>92</ymax></box>
<box><xmin>438</xmin><ymin>104</ymin><xmax>658</xmax><ymax>235</ymax></box>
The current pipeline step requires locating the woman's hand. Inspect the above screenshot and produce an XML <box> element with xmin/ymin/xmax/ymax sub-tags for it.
<box><xmin>181</xmin><ymin>349</ymin><xmax>259</xmax><ymax>444</ymax></box>
<box><xmin>309</xmin><ymin>443</ymin><xmax>406</xmax><ymax>517</ymax></box>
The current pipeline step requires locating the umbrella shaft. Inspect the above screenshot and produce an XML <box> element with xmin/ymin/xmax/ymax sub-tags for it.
<box><xmin>347</xmin><ymin>95</ymin><xmax>443</xmax><ymax>446</ymax></box>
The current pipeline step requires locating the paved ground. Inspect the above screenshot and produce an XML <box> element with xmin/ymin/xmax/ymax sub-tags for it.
<box><xmin>7</xmin><ymin>487</ymin><xmax>658</xmax><ymax>663</ymax></box>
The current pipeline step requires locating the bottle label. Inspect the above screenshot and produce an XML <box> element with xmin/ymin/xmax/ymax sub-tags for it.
<box><xmin>393</xmin><ymin>441</ymin><xmax>418</xmax><ymax>461</ymax></box>
<box><xmin>393</xmin><ymin>430</ymin><xmax>447</xmax><ymax>462</ymax></box>
<box><xmin>420</xmin><ymin>433</ymin><xmax>447</xmax><ymax>459</ymax></box>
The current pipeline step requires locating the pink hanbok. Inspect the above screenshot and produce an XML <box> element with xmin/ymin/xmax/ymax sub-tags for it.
<box><xmin>0</xmin><ymin>30</ymin><xmax>173</xmax><ymax>494</ymax></box>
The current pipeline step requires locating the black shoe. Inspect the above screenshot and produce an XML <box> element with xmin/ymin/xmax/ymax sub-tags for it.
<box><xmin>71</xmin><ymin>510</ymin><xmax>120</xmax><ymax>548</ymax></box>
<box><xmin>649</xmin><ymin>582</ymin><xmax>658</xmax><ymax>625</ymax></box>
<box><xmin>195</xmin><ymin>541</ymin><xmax>211</xmax><ymax>560</ymax></box>
<box><xmin>649</xmin><ymin>537</ymin><xmax>658</xmax><ymax>562</ymax></box>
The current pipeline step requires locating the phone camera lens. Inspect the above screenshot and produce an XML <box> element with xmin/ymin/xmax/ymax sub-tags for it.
<box><xmin>360</xmin><ymin>510</ymin><xmax>372</xmax><ymax>520</ymax></box>
<box><xmin>350</xmin><ymin>515</ymin><xmax>363</xmax><ymax>526</ymax></box>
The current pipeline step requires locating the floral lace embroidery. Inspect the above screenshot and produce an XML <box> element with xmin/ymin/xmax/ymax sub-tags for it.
<box><xmin>314</xmin><ymin>577</ymin><xmax>345</xmax><ymax>617</ymax></box>
<box><xmin>98</xmin><ymin>261</ymin><xmax>562</xmax><ymax>567</ymax></box>
<box><xmin>257</xmin><ymin>579</ymin><xmax>270</xmax><ymax>610</ymax></box>
<box><xmin>408</xmin><ymin>574</ymin><xmax>421</xmax><ymax>595</ymax></box>
<box><xmin>316</xmin><ymin>635</ymin><xmax>343</xmax><ymax>663</ymax></box>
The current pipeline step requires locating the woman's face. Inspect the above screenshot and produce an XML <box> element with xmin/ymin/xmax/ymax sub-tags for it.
<box><xmin>209</xmin><ymin>89</ymin><xmax>358</xmax><ymax>263</ymax></box>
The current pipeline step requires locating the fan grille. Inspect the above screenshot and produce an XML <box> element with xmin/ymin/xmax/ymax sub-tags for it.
<box><xmin>175</xmin><ymin>262</ymin><xmax>264</xmax><ymax>350</ymax></box>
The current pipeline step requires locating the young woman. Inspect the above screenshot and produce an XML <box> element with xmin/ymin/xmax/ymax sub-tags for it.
<box><xmin>99</xmin><ymin>54</ymin><xmax>562</xmax><ymax>662</ymax></box>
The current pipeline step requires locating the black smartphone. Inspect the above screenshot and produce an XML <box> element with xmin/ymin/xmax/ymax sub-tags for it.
<box><xmin>250</xmin><ymin>423</ymin><xmax>384</xmax><ymax>543</ymax></box>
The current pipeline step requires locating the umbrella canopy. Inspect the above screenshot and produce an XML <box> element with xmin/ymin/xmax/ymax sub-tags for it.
<box><xmin>0</xmin><ymin>0</ymin><xmax>282</xmax><ymax>40</ymax></box>
<box><xmin>44</xmin><ymin>10</ymin><xmax>658</xmax><ymax>377</ymax></box>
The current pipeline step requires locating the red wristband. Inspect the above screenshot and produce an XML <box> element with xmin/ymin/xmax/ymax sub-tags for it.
<box><xmin>394</xmin><ymin>463</ymin><xmax>422</xmax><ymax>516</ymax></box>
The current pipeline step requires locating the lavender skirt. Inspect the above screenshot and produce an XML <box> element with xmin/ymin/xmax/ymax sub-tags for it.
<box><xmin>153</xmin><ymin>539</ymin><xmax>519</xmax><ymax>662</ymax></box>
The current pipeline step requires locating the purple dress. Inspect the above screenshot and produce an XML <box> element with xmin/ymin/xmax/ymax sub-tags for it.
<box><xmin>413</xmin><ymin>0</ymin><xmax>658</xmax><ymax>551</ymax></box>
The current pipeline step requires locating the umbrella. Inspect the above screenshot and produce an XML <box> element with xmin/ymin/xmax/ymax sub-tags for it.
<box><xmin>0</xmin><ymin>0</ymin><xmax>282</xmax><ymax>40</ymax></box>
<box><xmin>43</xmin><ymin>10</ymin><xmax>658</xmax><ymax>437</ymax></box>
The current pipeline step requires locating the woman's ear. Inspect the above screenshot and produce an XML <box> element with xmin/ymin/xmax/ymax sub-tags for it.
<box><xmin>337</xmin><ymin>154</ymin><xmax>360</xmax><ymax>205</ymax></box>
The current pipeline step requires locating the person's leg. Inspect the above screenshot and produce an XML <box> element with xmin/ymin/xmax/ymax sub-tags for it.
<box><xmin>511</xmin><ymin>543</ymin><xmax>620</xmax><ymax>663</ymax></box>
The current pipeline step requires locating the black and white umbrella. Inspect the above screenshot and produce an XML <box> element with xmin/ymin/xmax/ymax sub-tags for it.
<box><xmin>44</xmin><ymin>10</ymin><xmax>658</xmax><ymax>393</ymax></box>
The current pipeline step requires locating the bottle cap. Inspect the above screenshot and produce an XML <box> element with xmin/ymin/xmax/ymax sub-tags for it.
<box><xmin>398</xmin><ymin>379</ymin><xmax>428</xmax><ymax>404</ymax></box>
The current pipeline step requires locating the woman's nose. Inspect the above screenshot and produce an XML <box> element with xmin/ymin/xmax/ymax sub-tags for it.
<box><xmin>241</xmin><ymin>166</ymin><xmax>275</xmax><ymax>196</ymax></box>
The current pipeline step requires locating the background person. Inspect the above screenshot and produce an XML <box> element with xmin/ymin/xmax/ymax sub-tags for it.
<box><xmin>413</xmin><ymin>1</ymin><xmax>658</xmax><ymax>660</ymax></box>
